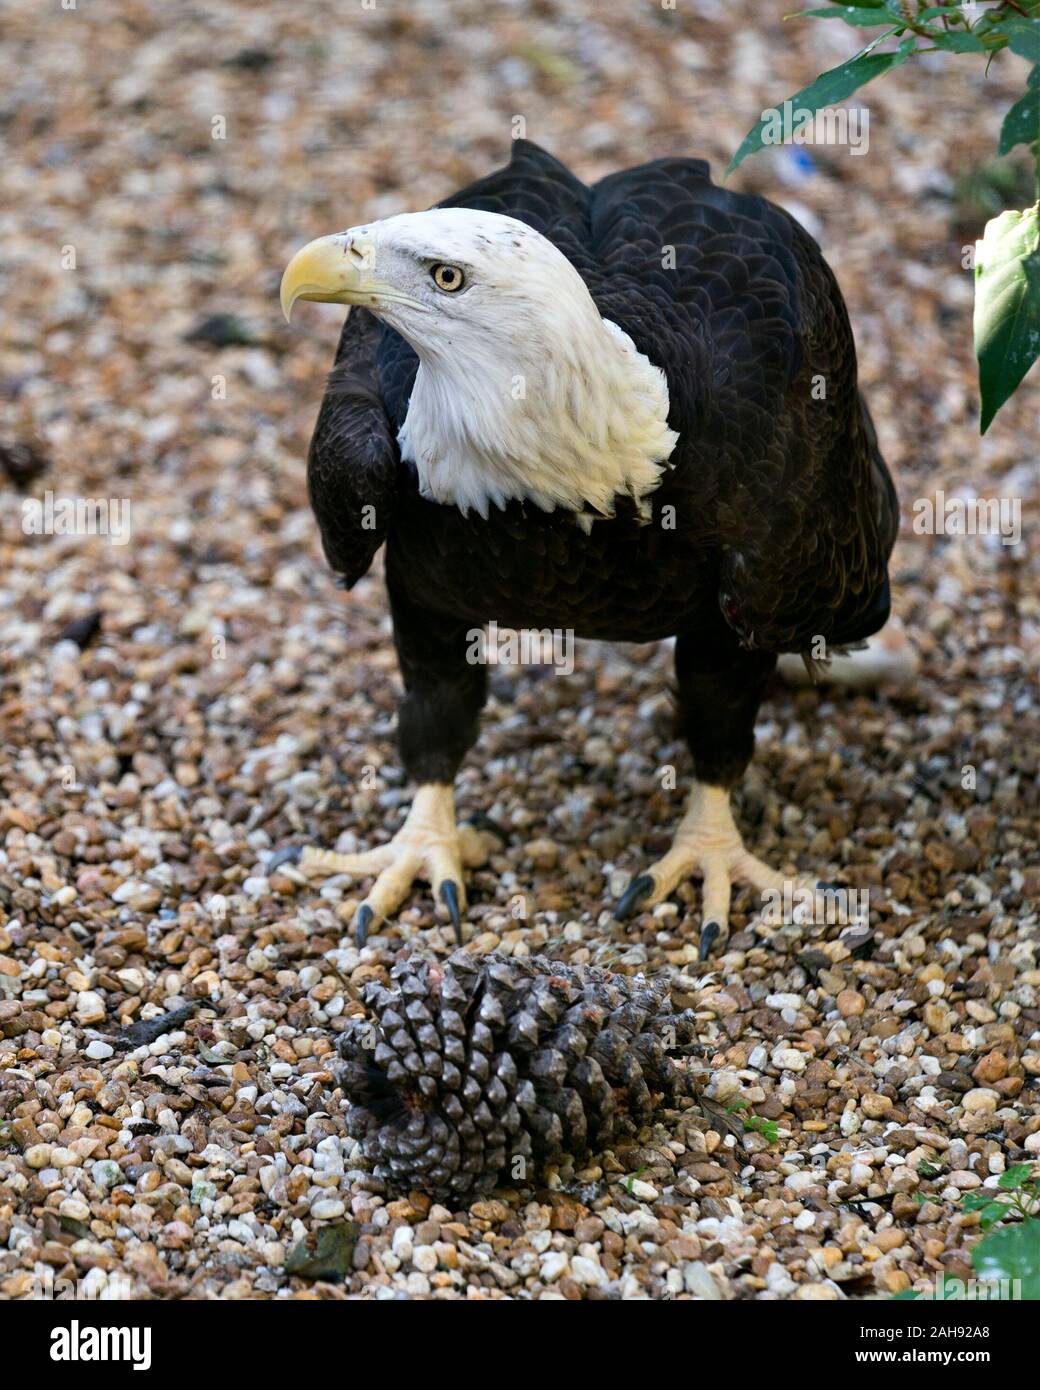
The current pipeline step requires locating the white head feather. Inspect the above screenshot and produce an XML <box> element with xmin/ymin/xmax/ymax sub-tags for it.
<box><xmin>305</xmin><ymin>208</ymin><xmax>678</xmax><ymax>523</ymax></box>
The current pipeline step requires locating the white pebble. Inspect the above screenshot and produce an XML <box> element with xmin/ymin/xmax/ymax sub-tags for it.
<box><xmin>111</xmin><ymin>880</ymin><xmax>146</xmax><ymax>903</ymax></box>
<box><xmin>630</xmin><ymin>1179</ymin><xmax>658</xmax><ymax>1201</ymax></box>
<box><xmin>91</xmin><ymin>1156</ymin><xmax>121</xmax><ymax>1189</ymax></box>
<box><xmin>570</xmin><ymin>1255</ymin><xmax>606</xmax><ymax>1286</ymax></box>
<box><xmin>682</xmin><ymin>1262</ymin><xmax>722</xmax><ymax>1299</ymax></box>
<box><xmin>785</xmin><ymin>1171</ymin><xmax>817</xmax><ymax>1193</ymax></box>
<box><xmin>771</xmin><ymin>1046</ymin><xmax>806</xmax><ymax>1072</ymax></box>
<box><xmin>392</xmin><ymin>1226</ymin><xmax>414</xmax><ymax>1260</ymax></box>
<box><xmin>74</xmin><ymin>991</ymin><xmax>106</xmax><ymax>1023</ymax></box>
<box><xmin>310</xmin><ymin>1198</ymin><xmax>345</xmax><ymax>1221</ymax></box>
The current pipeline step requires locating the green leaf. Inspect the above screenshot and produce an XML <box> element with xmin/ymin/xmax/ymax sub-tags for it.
<box><xmin>929</xmin><ymin>31</ymin><xmax>989</xmax><ymax>53</ymax></box>
<box><xmin>789</xmin><ymin>6</ymin><xmax>895</xmax><ymax>26</ymax></box>
<box><xmin>848</xmin><ymin>24</ymin><xmax>906</xmax><ymax>62</ymax></box>
<box><xmin>744</xmin><ymin>1115</ymin><xmax>781</xmax><ymax>1143</ymax></box>
<box><xmin>960</xmin><ymin>1191</ymin><xmax>995</xmax><ymax>1212</ymax></box>
<box><xmin>999</xmin><ymin>67</ymin><xmax>1040</xmax><ymax>158</ymax></box>
<box><xmin>972</xmin><ymin>1220</ymin><xmax>1040</xmax><ymax>1299</ymax></box>
<box><xmin>999</xmin><ymin>1163</ymin><xmax>1037</xmax><ymax>1190</ymax></box>
<box><xmin>1008</xmin><ymin>23</ymin><xmax>1040</xmax><ymax>64</ymax></box>
<box><xmin>979</xmin><ymin>1201</ymin><xmax>1012</xmax><ymax>1232</ymax></box>
<box><xmin>1001</xmin><ymin>19</ymin><xmax>1040</xmax><ymax>64</ymax></box>
<box><xmin>726</xmin><ymin>46</ymin><xmax>911</xmax><ymax>176</ymax></box>
<box><xmin>974</xmin><ymin>203</ymin><xmax>1040</xmax><ymax>432</ymax></box>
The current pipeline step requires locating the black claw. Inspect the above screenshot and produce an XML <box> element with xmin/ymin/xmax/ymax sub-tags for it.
<box><xmin>462</xmin><ymin>812</ymin><xmax>508</xmax><ymax>844</ymax></box>
<box><xmin>267</xmin><ymin>845</ymin><xmax>303</xmax><ymax>872</ymax></box>
<box><xmin>614</xmin><ymin>873</ymin><xmax>654</xmax><ymax>921</ymax></box>
<box><xmin>439</xmin><ymin>880</ymin><xmax>463</xmax><ymax>944</ymax></box>
<box><xmin>355</xmin><ymin>904</ymin><xmax>374</xmax><ymax>949</ymax></box>
<box><xmin>699</xmin><ymin>920</ymin><xmax>722</xmax><ymax>960</ymax></box>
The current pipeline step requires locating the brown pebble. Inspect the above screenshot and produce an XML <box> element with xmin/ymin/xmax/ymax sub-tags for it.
<box><xmin>972</xmin><ymin>1051</ymin><xmax>1009</xmax><ymax>1084</ymax></box>
<box><xmin>837</xmin><ymin>990</ymin><xmax>866</xmax><ymax>1017</ymax></box>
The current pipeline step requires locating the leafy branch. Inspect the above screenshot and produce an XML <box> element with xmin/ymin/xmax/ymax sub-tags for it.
<box><xmin>902</xmin><ymin>1160</ymin><xmax>1040</xmax><ymax>1298</ymax></box>
<box><xmin>728</xmin><ymin>2</ymin><xmax>1040</xmax><ymax>433</ymax></box>
<box><xmin>957</xmin><ymin>1160</ymin><xmax>1040</xmax><ymax>1231</ymax></box>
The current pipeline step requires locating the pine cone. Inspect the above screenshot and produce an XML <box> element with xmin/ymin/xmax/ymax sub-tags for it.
<box><xmin>338</xmin><ymin>950</ymin><xmax>699</xmax><ymax>1201</ymax></box>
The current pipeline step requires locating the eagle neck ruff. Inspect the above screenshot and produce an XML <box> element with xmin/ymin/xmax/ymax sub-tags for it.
<box><xmin>397</xmin><ymin>315</ymin><xmax>679</xmax><ymax>527</ymax></box>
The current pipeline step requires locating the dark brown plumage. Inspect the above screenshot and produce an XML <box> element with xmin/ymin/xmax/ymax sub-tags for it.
<box><xmin>311</xmin><ymin>141</ymin><xmax>896</xmax><ymax>661</ymax></box>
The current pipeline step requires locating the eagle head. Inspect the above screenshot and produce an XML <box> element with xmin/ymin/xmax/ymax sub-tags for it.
<box><xmin>281</xmin><ymin>208</ymin><xmax>677</xmax><ymax>522</ymax></box>
<box><xmin>281</xmin><ymin>208</ymin><xmax>600</xmax><ymax>349</ymax></box>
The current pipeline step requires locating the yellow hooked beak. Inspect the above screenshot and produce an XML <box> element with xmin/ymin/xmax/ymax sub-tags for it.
<box><xmin>280</xmin><ymin>233</ymin><xmax>423</xmax><ymax>322</ymax></box>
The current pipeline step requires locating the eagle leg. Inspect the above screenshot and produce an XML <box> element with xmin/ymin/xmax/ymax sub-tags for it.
<box><xmin>614</xmin><ymin>636</ymin><xmax>829</xmax><ymax>957</ymax></box>
<box><xmin>614</xmin><ymin>781</ymin><xmax>823</xmax><ymax>957</ymax></box>
<box><xmin>281</xmin><ymin>587</ymin><xmax>496</xmax><ymax>946</ymax></box>
<box><xmin>288</xmin><ymin>785</ymin><xmax>498</xmax><ymax>946</ymax></box>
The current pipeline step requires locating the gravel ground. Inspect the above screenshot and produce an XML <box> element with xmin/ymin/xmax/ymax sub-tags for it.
<box><xmin>1</xmin><ymin>0</ymin><xmax>1037</xmax><ymax>1301</ymax></box>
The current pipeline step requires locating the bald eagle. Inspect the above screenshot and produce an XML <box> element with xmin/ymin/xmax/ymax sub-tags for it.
<box><xmin>277</xmin><ymin>140</ymin><xmax>899</xmax><ymax>957</ymax></box>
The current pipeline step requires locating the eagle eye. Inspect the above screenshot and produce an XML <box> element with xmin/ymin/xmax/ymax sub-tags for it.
<box><xmin>431</xmin><ymin>263</ymin><xmax>465</xmax><ymax>292</ymax></box>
